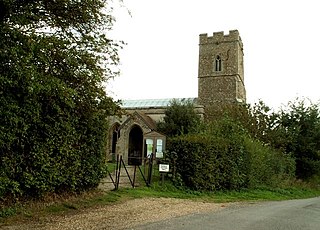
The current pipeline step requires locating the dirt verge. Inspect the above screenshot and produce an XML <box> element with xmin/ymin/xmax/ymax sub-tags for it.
<box><xmin>1</xmin><ymin>197</ymin><xmax>228</xmax><ymax>230</ymax></box>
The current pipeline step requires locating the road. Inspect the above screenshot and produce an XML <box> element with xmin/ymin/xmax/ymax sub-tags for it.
<box><xmin>132</xmin><ymin>197</ymin><xmax>320</xmax><ymax>230</ymax></box>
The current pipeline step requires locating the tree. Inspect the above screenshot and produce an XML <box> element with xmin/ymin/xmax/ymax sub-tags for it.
<box><xmin>205</xmin><ymin>102</ymin><xmax>277</xmax><ymax>145</ymax></box>
<box><xmin>0</xmin><ymin>0</ymin><xmax>122</xmax><ymax>198</ymax></box>
<box><xmin>277</xmin><ymin>99</ymin><xmax>320</xmax><ymax>179</ymax></box>
<box><xmin>206</xmin><ymin>99</ymin><xmax>320</xmax><ymax>181</ymax></box>
<box><xmin>157</xmin><ymin>99</ymin><xmax>201</xmax><ymax>136</ymax></box>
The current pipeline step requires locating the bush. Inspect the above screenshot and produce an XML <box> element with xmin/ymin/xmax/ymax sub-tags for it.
<box><xmin>244</xmin><ymin>138</ymin><xmax>295</xmax><ymax>188</ymax></box>
<box><xmin>166</xmin><ymin>118</ymin><xmax>296</xmax><ymax>191</ymax></box>
<box><xmin>0</xmin><ymin>106</ymin><xmax>111</xmax><ymax>199</ymax></box>
<box><xmin>167</xmin><ymin>118</ymin><xmax>249</xmax><ymax>191</ymax></box>
<box><xmin>0</xmin><ymin>0</ymin><xmax>121</xmax><ymax>200</ymax></box>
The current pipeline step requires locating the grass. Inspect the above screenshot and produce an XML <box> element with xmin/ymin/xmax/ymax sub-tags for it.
<box><xmin>106</xmin><ymin>162</ymin><xmax>117</xmax><ymax>173</ymax></box>
<box><xmin>114</xmin><ymin>181</ymin><xmax>320</xmax><ymax>203</ymax></box>
<box><xmin>0</xmin><ymin>189</ymin><xmax>124</xmax><ymax>225</ymax></box>
<box><xmin>1</xmin><ymin>180</ymin><xmax>320</xmax><ymax>226</ymax></box>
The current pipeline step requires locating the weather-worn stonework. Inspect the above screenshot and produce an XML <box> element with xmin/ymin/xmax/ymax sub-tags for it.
<box><xmin>108</xmin><ymin>30</ymin><xmax>246</xmax><ymax>163</ymax></box>
<box><xmin>198</xmin><ymin>30</ymin><xmax>246</xmax><ymax>109</ymax></box>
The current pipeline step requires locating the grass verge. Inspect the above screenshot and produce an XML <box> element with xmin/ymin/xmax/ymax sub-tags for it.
<box><xmin>1</xmin><ymin>181</ymin><xmax>320</xmax><ymax>226</ymax></box>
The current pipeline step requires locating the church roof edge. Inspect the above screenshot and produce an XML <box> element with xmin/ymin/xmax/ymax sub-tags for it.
<box><xmin>121</xmin><ymin>98</ymin><xmax>198</xmax><ymax>109</ymax></box>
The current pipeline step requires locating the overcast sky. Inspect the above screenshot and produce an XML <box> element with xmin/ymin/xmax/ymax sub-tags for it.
<box><xmin>108</xmin><ymin>0</ymin><xmax>320</xmax><ymax>109</ymax></box>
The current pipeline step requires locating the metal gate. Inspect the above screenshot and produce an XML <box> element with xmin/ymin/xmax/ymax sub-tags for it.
<box><xmin>105</xmin><ymin>154</ymin><xmax>154</xmax><ymax>190</ymax></box>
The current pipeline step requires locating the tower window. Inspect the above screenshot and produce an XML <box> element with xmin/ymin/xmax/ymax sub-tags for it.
<box><xmin>215</xmin><ymin>55</ymin><xmax>222</xmax><ymax>72</ymax></box>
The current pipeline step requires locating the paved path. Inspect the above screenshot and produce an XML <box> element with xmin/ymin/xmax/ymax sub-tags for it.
<box><xmin>133</xmin><ymin>197</ymin><xmax>320</xmax><ymax>230</ymax></box>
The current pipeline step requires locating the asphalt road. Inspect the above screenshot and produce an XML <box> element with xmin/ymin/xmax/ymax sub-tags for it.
<box><xmin>132</xmin><ymin>197</ymin><xmax>320</xmax><ymax>230</ymax></box>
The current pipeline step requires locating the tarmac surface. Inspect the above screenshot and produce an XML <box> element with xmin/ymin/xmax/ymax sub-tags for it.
<box><xmin>133</xmin><ymin>197</ymin><xmax>320</xmax><ymax>230</ymax></box>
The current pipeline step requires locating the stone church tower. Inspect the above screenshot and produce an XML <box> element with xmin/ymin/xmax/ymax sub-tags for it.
<box><xmin>107</xmin><ymin>30</ymin><xmax>246</xmax><ymax>165</ymax></box>
<box><xmin>198</xmin><ymin>30</ymin><xmax>246</xmax><ymax>109</ymax></box>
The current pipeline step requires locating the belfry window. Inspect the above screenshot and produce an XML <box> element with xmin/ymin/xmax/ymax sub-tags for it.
<box><xmin>215</xmin><ymin>55</ymin><xmax>222</xmax><ymax>72</ymax></box>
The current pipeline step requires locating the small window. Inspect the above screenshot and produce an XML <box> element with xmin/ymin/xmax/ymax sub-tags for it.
<box><xmin>215</xmin><ymin>55</ymin><xmax>222</xmax><ymax>72</ymax></box>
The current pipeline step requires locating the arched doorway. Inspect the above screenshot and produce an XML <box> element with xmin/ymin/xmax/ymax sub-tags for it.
<box><xmin>128</xmin><ymin>125</ymin><xmax>143</xmax><ymax>165</ymax></box>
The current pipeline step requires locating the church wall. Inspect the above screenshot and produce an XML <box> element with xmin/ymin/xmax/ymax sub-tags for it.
<box><xmin>198</xmin><ymin>30</ymin><xmax>246</xmax><ymax>108</ymax></box>
<box><xmin>125</xmin><ymin>108</ymin><xmax>167</xmax><ymax>123</ymax></box>
<box><xmin>124</xmin><ymin>105</ymin><xmax>204</xmax><ymax>122</ymax></box>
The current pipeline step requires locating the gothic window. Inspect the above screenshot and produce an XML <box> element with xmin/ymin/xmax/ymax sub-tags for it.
<box><xmin>215</xmin><ymin>55</ymin><xmax>222</xmax><ymax>72</ymax></box>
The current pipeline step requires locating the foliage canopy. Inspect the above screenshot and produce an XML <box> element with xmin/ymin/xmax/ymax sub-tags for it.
<box><xmin>0</xmin><ymin>0</ymin><xmax>122</xmax><ymax>199</ymax></box>
<box><xmin>163</xmin><ymin>98</ymin><xmax>320</xmax><ymax>191</ymax></box>
<box><xmin>157</xmin><ymin>99</ymin><xmax>201</xmax><ymax>136</ymax></box>
<box><xmin>277</xmin><ymin>99</ymin><xmax>320</xmax><ymax>179</ymax></box>
<box><xmin>205</xmin><ymin>99</ymin><xmax>320</xmax><ymax>181</ymax></box>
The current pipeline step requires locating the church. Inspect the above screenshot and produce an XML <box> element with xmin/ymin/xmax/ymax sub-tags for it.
<box><xmin>107</xmin><ymin>30</ymin><xmax>246</xmax><ymax>165</ymax></box>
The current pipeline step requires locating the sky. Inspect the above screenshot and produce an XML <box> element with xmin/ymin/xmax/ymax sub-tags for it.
<box><xmin>107</xmin><ymin>0</ymin><xmax>320</xmax><ymax>110</ymax></box>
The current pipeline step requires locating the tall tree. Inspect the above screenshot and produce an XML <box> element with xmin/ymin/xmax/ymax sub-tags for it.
<box><xmin>157</xmin><ymin>99</ymin><xmax>201</xmax><ymax>136</ymax></box>
<box><xmin>0</xmin><ymin>0</ymin><xmax>122</xmax><ymax>198</ymax></box>
<box><xmin>205</xmin><ymin>102</ymin><xmax>276</xmax><ymax>144</ymax></box>
<box><xmin>278</xmin><ymin>99</ymin><xmax>320</xmax><ymax>179</ymax></box>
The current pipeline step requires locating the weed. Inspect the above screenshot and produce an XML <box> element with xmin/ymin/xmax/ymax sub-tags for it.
<box><xmin>0</xmin><ymin>207</ymin><xmax>17</xmax><ymax>218</ymax></box>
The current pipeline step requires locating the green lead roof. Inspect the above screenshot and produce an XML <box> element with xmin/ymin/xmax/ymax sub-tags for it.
<box><xmin>121</xmin><ymin>98</ymin><xmax>197</xmax><ymax>108</ymax></box>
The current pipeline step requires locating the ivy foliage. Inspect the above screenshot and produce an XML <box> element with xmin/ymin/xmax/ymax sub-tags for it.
<box><xmin>0</xmin><ymin>0</ymin><xmax>121</xmax><ymax>199</ymax></box>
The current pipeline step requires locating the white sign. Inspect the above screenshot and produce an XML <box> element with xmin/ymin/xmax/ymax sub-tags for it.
<box><xmin>146</xmin><ymin>139</ymin><xmax>153</xmax><ymax>145</ymax></box>
<box><xmin>157</xmin><ymin>139</ymin><xmax>163</xmax><ymax>152</ymax></box>
<box><xmin>156</xmin><ymin>151</ymin><xmax>163</xmax><ymax>158</ymax></box>
<box><xmin>146</xmin><ymin>139</ymin><xmax>153</xmax><ymax>157</ymax></box>
<box><xmin>159</xmin><ymin>164</ymin><xmax>170</xmax><ymax>172</ymax></box>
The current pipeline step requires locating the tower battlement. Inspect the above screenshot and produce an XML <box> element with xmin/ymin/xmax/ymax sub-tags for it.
<box><xmin>198</xmin><ymin>29</ymin><xmax>246</xmax><ymax>107</ymax></box>
<box><xmin>199</xmin><ymin>30</ymin><xmax>242</xmax><ymax>47</ymax></box>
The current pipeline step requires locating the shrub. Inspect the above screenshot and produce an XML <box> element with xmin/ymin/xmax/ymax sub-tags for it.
<box><xmin>0</xmin><ymin>1</ymin><xmax>121</xmax><ymax>200</ymax></box>
<box><xmin>167</xmin><ymin>118</ymin><xmax>249</xmax><ymax>191</ymax></box>
<box><xmin>166</xmin><ymin>118</ymin><xmax>296</xmax><ymax>191</ymax></box>
<box><xmin>244</xmin><ymin>138</ymin><xmax>295</xmax><ymax>188</ymax></box>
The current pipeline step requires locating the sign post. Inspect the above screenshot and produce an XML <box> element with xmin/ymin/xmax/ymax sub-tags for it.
<box><xmin>159</xmin><ymin>164</ymin><xmax>170</xmax><ymax>185</ymax></box>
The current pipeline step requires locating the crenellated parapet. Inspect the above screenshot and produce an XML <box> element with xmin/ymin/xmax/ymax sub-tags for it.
<box><xmin>199</xmin><ymin>30</ymin><xmax>243</xmax><ymax>48</ymax></box>
<box><xmin>198</xmin><ymin>29</ymin><xmax>246</xmax><ymax>107</ymax></box>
